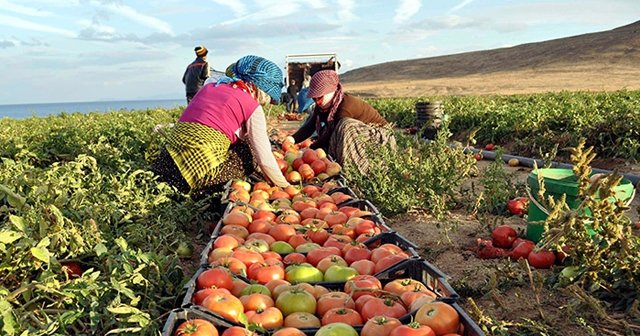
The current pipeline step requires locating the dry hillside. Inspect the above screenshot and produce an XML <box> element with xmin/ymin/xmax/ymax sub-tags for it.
<box><xmin>341</xmin><ymin>21</ymin><xmax>640</xmax><ymax>97</ymax></box>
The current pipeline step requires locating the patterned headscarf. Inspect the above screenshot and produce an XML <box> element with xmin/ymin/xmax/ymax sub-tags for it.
<box><xmin>216</xmin><ymin>55</ymin><xmax>284</xmax><ymax>103</ymax></box>
<box><xmin>307</xmin><ymin>70</ymin><xmax>344</xmax><ymax>135</ymax></box>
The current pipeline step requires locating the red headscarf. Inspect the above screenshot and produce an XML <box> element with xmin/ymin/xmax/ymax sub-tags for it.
<box><xmin>307</xmin><ymin>70</ymin><xmax>344</xmax><ymax>136</ymax></box>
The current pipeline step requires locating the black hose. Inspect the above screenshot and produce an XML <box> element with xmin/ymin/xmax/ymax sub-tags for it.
<box><xmin>466</xmin><ymin>147</ymin><xmax>640</xmax><ymax>187</ymax></box>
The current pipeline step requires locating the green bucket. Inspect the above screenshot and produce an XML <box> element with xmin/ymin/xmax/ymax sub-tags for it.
<box><xmin>526</xmin><ymin>168</ymin><xmax>636</xmax><ymax>243</ymax></box>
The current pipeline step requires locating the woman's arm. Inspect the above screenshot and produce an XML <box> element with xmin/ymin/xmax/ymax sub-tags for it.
<box><xmin>245</xmin><ymin>107</ymin><xmax>290</xmax><ymax>187</ymax></box>
<box><xmin>291</xmin><ymin>110</ymin><xmax>317</xmax><ymax>143</ymax></box>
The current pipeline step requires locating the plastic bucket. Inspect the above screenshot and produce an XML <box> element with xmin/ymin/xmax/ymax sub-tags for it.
<box><xmin>526</xmin><ymin>168</ymin><xmax>636</xmax><ymax>243</ymax></box>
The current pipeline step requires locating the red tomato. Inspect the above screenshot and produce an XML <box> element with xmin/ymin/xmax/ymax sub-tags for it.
<box><xmin>415</xmin><ymin>301</ymin><xmax>460</xmax><ymax>335</ymax></box>
<box><xmin>245</xmin><ymin>306</ymin><xmax>284</xmax><ymax>329</ymax></box>
<box><xmin>61</xmin><ymin>261</ymin><xmax>83</xmax><ymax>278</ymax></box>
<box><xmin>220</xmin><ymin>326</ymin><xmax>258</xmax><ymax>336</ymax></box>
<box><xmin>196</xmin><ymin>267</ymin><xmax>233</xmax><ymax>290</ymax></box>
<box><xmin>485</xmin><ymin>143</ymin><xmax>495</xmax><ymax>151</ymax></box>
<box><xmin>201</xmin><ymin>293</ymin><xmax>244</xmax><ymax>322</ymax></box>
<box><xmin>271</xmin><ymin>327</ymin><xmax>306</xmax><ymax>336</ymax></box>
<box><xmin>359</xmin><ymin>297</ymin><xmax>407</xmax><ymax>321</ymax></box>
<box><xmin>175</xmin><ymin>318</ymin><xmax>218</xmax><ymax>336</ymax></box>
<box><xmin>507</xmin><ymin>197</ymin><xmax>528</xmax><ymax>216</ymax></box>
<box><xmin>192</xmin><ymin>288</ymin><xmax>230</xmax><ymax>306</ymax></box>
<box><xmin>361</xmin><ymin>316</ymin><xmax>402</xmax><ymax>336</ymax></box>
<box><xmin>491</xmin><ymin>225</ymin><xmax>518</xmax><ymax>248</ymax></box>
<box><xmin>527</xmin><ymin>250</ymin><xmax>556</xmax><ymax>269</ymax></box>
<box><xmin>508</xmin><ymin>240</ymin><xmax>535</xmax><ymax>260</ymax></box>
<box><xmin>344</xmin><ymin>275</ymin><xmax>383</xmax><ymax>299</ymax></box>
<box><xmin>316</xmin><ymin>291</ymin><xmax>356</xmax><ymax>317</ymax></box>
<box><xmin>321</xmin><ymin>307</ymin><xmax>363</xmax><ymax>326</ymax></box>
<box><xmin>389</xmin><ymin>323</ymin><xmax>436</xmax><ymax>336</ymax></box>
<box><xmin>239</xmin><ymin>293</ymin><xmax>274</xmax><ymax>312</ymax></box>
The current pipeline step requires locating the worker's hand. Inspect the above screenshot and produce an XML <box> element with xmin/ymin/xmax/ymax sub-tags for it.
<box><xmin>285</xmin><ymin>136</ymin><xmax>296</xmax><ymax>144</ymax></box>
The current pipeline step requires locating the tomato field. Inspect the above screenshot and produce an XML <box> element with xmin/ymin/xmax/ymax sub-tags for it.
<box><xmin>1</xmin><ymin>89</ymin><xmax>639</xmax><ymax>335</ymax></box>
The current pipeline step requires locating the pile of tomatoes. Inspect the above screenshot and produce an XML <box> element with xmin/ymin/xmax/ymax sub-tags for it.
<box><xmin>475</xmin><ymin>225</ymin><xmax>562</xmax><ymax>269</ymax></box>
<box><xmin>167</xmin><ymin>165</ymin><xmax>483</xmax><ymax>335</ymax></box>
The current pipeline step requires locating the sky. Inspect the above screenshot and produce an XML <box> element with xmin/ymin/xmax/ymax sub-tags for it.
<box><xmin>0</xmin><ymin>0</ymin><xmax>639</xmax><ymax>105</ymax></box>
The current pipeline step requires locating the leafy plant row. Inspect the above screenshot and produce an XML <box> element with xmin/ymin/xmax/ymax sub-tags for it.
<box><xmin>366</xmin><ymin>90</ymin><xmax>640</xmax><ymax>160</ymax></box>
<box><xmin>0</xmin><ymin>108</ymin><xmax>218</xmax><ymax>335</ymax></box>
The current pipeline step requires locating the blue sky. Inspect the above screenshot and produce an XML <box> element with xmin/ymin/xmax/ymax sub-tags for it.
<box><xmin>0</xmin><ymin>0</ymin><xmax>638</xmax><ymax>105</ymax></box>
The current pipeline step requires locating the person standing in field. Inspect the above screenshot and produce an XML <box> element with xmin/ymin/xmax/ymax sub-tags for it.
<box><xmin>286</xmin><ymin>79</ymin><xmax>299</xmax><ymax>113</ymax></box>
<box><xmin>154</xmin><ymin>55</ymin><xmax>290</xmax><ymax>196</ymax></box>
<box><xmin>286</xmin><ymin>70</ymin><xmax>395</xmax><ymax>174</ymax></box>
<box><xmin>182</xmin><ymin>45</ymin><xmax>211</xmax><ymax>103</ymax></box>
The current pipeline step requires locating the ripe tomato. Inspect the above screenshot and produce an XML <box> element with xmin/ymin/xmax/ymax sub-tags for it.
<box><xmin>306</xmin><ymin>246</ymin><xmax>342</xmax><ymax>266</ymax></box>
<box><xmin>350</xmin><ymin>259</ymin><xmax>376</xmax><ymax>276</ymax></box>
<box><xmin>361</xmin><ymin>316</ymin><xmax>402</xmax><ymax>336</ymax></box>
<box><xmin>271</xmin><ymin>327</ymin><xmax>306</xmax><ymax>336</ymax></box>
<box><xmin>344</xmin><ymin>275</ymin><xmax>382</xmax><ymax>299</ymax></box>
<box><xmin>389</xmin><ymin>324</ymin><xmax>436</xmax><ymax>336</ymax></box>
<box><xmin>316</xmin><ymin>291</ymin><xmax>356</xmax><ymax>317</ymax></box>
<box><xmin>485</xmin><ymin>143</ymin><xmax>495</xmax><ymax>151</ymax></box>
<box><xmin>506</xmin><ymin>197</ymin><xmax>528</xmax><ymax>216</ymax></box>
<box><xmin>61</xmin><ymin>261</ymin><xmax>83</xmax><ymax>278</ymax></box>
<box><xmin>245</xmin><ymin>307</ymin><xmax>284</xmax><ymax>329</ymax></box>
<box><xmin>359</xmin><ymin>297</ymin><xmax>407</xmax><ymax>321</ymax></box>
<box><xmin>196</xmin><ymin>267</ymin><xmax>233</xmax><ymax>290</ymax></box>
<box><xmin>247</xmin><ymin>262</ymin><xmax>285</xmax><ymax>284</ymax></box>
<box><xmin>527</xmin><ymin>250</ymin><xmax>556</xmax><ymax>269</ymax></box>
<box><xmin>283</xmin><ymin>312</ymin><xmax>321</xmax><ymax>328</ymax></box>
<box><xmin>220</xmin><ymin>326</ymin><xmax>258</xmax><ymax>336</ymax></box>
<box><xmin>384</xmin><ymin>278</ymin><xmax>431</xmax><ymax>296</ymax></box>
<box><xmin>415</xmin><ymin>301</ymin><xmax>460</xmax><ymax>335</ymax></box>
<box><xmin>192</xmin><ymin>288</ymin><xmax>230</xmax><ymax>306</ymax></box>
<box><xmin>175</xmin><ymin>318</ymin><xmax>218</xmax><ymax>336</ymax></box>
<box><xmin>508</xmin><ymin>240</ymin><xmax>535</xmax><ymax>260</ymax></box>
<box><xmin>201</xmin><ymin>293</ymin><xmax>244</xmax><ymax>322</ymax></box>
<box><xmin>239</xmin><ymin>293</ymin><xmax>274</xmax><ymax>312</ymax></box>
<box><xmin>491</xmin><ymin>225</ymin><xmax>518</xmax><ymax>248</ymax></box>
<box><xmin>321</xmin><ymin>307</ymin><xmax>363</xmax><ymax>326</ymax></box>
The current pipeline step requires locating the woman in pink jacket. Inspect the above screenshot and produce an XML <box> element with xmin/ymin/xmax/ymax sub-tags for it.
<box><xmin>152</xmin><ymin>55</ymin><xmax>289</xmax><ymax>196</ymax></box>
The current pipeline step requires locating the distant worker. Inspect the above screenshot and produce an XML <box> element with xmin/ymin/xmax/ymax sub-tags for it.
<box><xmin>286</xmin><ymin>70</ymin><xmax>395</xmax><ymax>174</ymax></box>
<box><xmin>182</xmin><ymin>45</ymin><xmax>211</xmax><ymax>103</ymax></box>
<box><xmin>298</xmin><ymin>73</ymin><xmax>314</xmax><ymax>113</ymax></box>
<box><xmin>286</xmin><ymin>79</ymin><xmax>299</xmax><ymax>113</ymax></box>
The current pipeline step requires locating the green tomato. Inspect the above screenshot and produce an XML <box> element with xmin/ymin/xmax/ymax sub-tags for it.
<box><xmin>285</xmin><ymin>264</ymin><xmax>324</xmax><ymax>283</ymax></box>
<box><xmin>295</xmin><ymin>242</ymin><xmax>321</xmax><ymax>253</ymax></box>
<box><xmin>323</xmin><ymin>265</ymin><xmax>358</xmax><ymax>282</ymax></box>
<box><xmin>270</xmin><ymin>241</ymin><xmax>295</xmax><ymax>254</ymax></box>
<box><xmin>176</xmin><ymin>242</ymin><xmax>193</xmax><ymax>258</ymax></box>
<box><xmin>314</xmin><ymin>322</ymin><xmax>359</xmax><ymax>336</ymax></box>
<box><xmin>275</xmin><ymin>289</ymin><xmax>317</xmax><ymax>316</ymax></box>
<box><xmin>240</xmin><ymin>283</ymin><xmax>271</xmax><ymax>296</ymax></box>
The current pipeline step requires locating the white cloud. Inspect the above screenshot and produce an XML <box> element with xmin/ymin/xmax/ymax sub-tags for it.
<box><xmin>210</xmin><ymin>0</ymin><xmax>247</xmax><ymax>17</ymax></box>
<box><xmin>449</xmin><ymin>0</ymin><xmax>474</xmax><ymax>13</ymax></box>
<box><xmin>337</xmin><ymin>0</ymin><xmax>355</xmax><ymax>22</ymax></box>
<box><xmin>394</xmin><ymin>0</ymin><xmax>422</xmax><ymax>24</ymax></box>
<box><xmin>0</xmin><ymin>14</ymin><xmax>76</xmax><ymax>37</ymax></box>
<box><xmin>0</xmin><ymin>0</ymin><xmax>53</xmax><ymax>17</ymax></box>
<box><xmin>91</xmin><ymin>1</ymin><xmax>175</xmax><ymax>36</ymax></box>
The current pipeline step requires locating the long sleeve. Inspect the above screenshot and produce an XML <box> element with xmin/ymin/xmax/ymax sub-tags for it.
<box><xmin>310</xmin><ymin>121</ymin><xmax>334</xmax><ymax>150</ymax></box>
<box><xmin>292</xmin><ymin>110</ymin><xmax>318</xmax><ymax>143</ymax></box>
<box><xmin>245</xmin><ymin>107</ymin><xmax>290</xmax><ymax>188</ymax></box>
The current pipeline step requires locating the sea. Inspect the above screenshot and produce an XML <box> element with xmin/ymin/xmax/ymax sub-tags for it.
<box><xmin>0</xmin><ymin>98</ymin><xmax>187</xmax><ymax>120</ymax></box>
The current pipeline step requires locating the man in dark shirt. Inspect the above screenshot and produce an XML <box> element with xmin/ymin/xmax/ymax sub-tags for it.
<box><xmin>182</xmin><ymin>45</ymin><xmax>211</xmax><ymax>103</ymax></box>
<box><xmin>286</xmin><ymin>79</ymin><xmax>298</xmax><ymax>113</ymax></box>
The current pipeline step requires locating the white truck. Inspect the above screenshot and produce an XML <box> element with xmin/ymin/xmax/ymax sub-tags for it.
<box><xmin>284</xmin><ymin>53</ymin><xmax>339</xmax><ymax>90</ymax></box>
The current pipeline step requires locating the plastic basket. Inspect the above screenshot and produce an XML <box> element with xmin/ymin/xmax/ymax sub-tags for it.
<box><xmin>161</xmin><ymin>307</ymin><xmax>245</xmax><ymax>336</ymax></box>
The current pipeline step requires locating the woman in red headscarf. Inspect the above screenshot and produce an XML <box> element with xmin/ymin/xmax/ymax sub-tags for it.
<box><xmin>287</xmin><ymin>70</ymin><xmax>396</xmax><ymax>174</ymax></box>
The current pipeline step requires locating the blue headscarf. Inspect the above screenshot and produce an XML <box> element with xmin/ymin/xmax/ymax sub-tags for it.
<box><xmin>217</xmin><ymin>55</ymin><xmax>284</xmax><ymax>103</ymax></box>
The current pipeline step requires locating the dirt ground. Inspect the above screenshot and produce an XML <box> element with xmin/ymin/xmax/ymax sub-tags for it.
<box><xmin>385</xmin><ymin>159</ymin><xmax>639</xmax><ymax>335</ymax></box>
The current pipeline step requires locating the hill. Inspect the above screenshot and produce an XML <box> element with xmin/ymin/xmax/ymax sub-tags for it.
<box><xmin>341</xmin><ymin>21</ymin><xmax>640</xmax><ymax>97</ymax></box>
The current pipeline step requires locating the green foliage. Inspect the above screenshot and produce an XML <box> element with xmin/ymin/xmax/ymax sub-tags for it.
<box><xmin>367</xmin><ymin>90</ymin><xmax>640</xmax><ymax>161</ymax></box>
<box><xmin>538</xmin><ymin>139</ymin><xmax>640</xmax><ymax>307</ymax></box>
<box><xmin>476</xmin><ymin>149</ymin><xmax>522</xmax><ymax>214</ymax></box>
<box><xmin>0</xmin><ymin>108</ymin><xmax>215</xmax><ymax>335</ymax></box>
<box><xmin>346</xmin><ymin>123</ymin><xmax>476</xmax><ymax>219</ymax></box>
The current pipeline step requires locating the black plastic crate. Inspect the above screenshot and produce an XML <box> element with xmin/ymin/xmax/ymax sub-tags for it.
<box><xmin>374</xmin><ymin>258</ymin><xmax>459</xmax><ymax>303</ymax></box>
<box><xmin>162</xmin><ymin>307</ymin><xmax>247</xmax><ymax>336</ymax></box>
<box><xmin>451</xmin><ymin>302</ymin><xmax>486</xmax><ymax>336</ymax></box>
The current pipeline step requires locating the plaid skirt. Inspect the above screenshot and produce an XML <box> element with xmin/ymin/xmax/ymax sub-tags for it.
<box><xmin>150</xmin><ymin>122</ymin><xmax>256</xmax><ymax>195</ymax></box>
<box><xmin>328</xmin><ymin>118</ymin><xmax>396</xmax><ymax>175</ymax></box>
